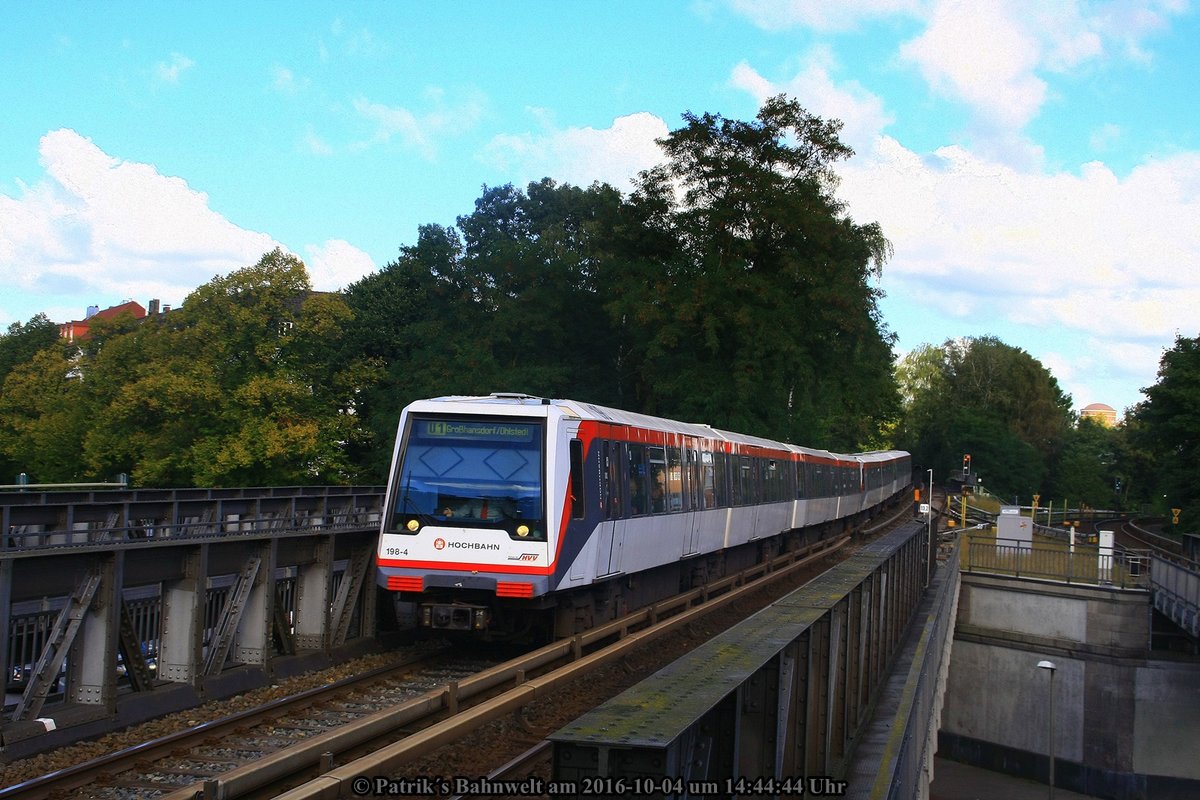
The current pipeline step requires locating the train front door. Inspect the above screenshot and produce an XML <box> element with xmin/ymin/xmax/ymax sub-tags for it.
<box><xmin>594</xmin><ymin>439</ymin><xmax>625</xmax><ymax>577</ymax></box>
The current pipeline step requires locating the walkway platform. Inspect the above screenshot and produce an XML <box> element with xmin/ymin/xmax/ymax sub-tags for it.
<box><xmin>932</xmin><ymin>757</ymin><xmax>1102</xmax><ymax>799</ymax></box>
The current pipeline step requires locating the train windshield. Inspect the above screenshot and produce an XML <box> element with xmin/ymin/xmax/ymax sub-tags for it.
<box><xmin>390</xmin><ymin>416</ymin><xmax>544</xmax><ymax>532</ymax></box>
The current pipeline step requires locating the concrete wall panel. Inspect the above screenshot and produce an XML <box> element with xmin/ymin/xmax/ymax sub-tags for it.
<box><xmin>1134</xmin><ymin>662</ymin><xmax>1200</xmax><ymax>779</ymax></box>
<box><xmin>963</xmin><ymin>584</ymin><xmax>1089</xmax><ymax>642</ymax></box>
<box><xmin>943</xmin><ymin>639</ymin><xmax>1084</xmax><ymax>762</ymax></box>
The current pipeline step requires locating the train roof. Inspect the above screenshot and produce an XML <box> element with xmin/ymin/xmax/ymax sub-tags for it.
<box><xmin>415</xmin><ymin>394</ymin><xmax>908</xmax><ymax>464</ymax></box>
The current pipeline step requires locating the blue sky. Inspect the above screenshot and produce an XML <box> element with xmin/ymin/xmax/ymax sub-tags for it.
<box><xmin>2</xmin><ymin>1</ymin><xmax>1198</xmax><ymax>419</ymax></box>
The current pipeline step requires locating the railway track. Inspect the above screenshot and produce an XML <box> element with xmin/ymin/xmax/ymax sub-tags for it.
<box><xmin>4</xmin><ymin>499</ymin><xmax>916</xmax><ymax>800</ymax></box>
<box><xmin>1114</xmin><ymin>517</ymin><xmax>1184</xmax><ymax>558</ymax></box>
<box><xmin>0</xmin><ymin>645</ymin><xmax>499</xmax><ymax>800</ymax></box>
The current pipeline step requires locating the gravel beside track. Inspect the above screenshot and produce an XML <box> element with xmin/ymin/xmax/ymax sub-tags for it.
<box><xmin>0</xmin><ymin>649</ymin><xmax>436</xmax><ymax>790</ymax></box>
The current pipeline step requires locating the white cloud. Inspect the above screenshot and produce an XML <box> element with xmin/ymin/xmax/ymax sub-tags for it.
<box><xmin>0</xmin><ymin>129</ymin><xmax>285</xmax><ymax>314</ymax></box>
<box><xmin>482</xmin><ymin>111</ymin><xmax>669</xmax><ymax>191</ymax></box>
<box><xmin>836</xmin><ymin>136</ymin><xmax>1200</xmax><ymax>408</ymax></box>
<box><xmin>728</xmin><ymin>0</ymin><xmax>1187</xmax><ymax>167</ymax></box>
<box><xmin>1089</xmin><ymin>123</ymin><xmax>1122</xmax><ymax>153</ymax></box>
<box><xmin>271</xmin><ymin>65</ymin><xmax>309</xmax><ymax>95</ymax></box>
<box><xmin>728</xmin><ymin>0</ymin><xmax>921</xmax><ymax>32</ymax></box>
<box><xmin>352</xmin><ymin>90</ymin><xmax>485</xmax><ymax>158</ymax></box>
<box><xmin>304</xmin><ymin>239</ymin><xmax>377</xmax><ymax>291</ymax></box>
<box><xmin>900</xmin><ymin>2</ymin><xmax>1046</xmax><ymax>132</ymax></box>
<box><xmin>154</xmin><ymin>52</ymin><xmax>194</xmax><ymax>84</ymax></box>
<box><xmin>729</xmin><ymin>48</ymin><xmax>894</xmax><ymax>153</ymax></box>
<box><xmin>302</xmin><ymin>129</ymin><xmax>333</xmax><ymax>156</ymax></box>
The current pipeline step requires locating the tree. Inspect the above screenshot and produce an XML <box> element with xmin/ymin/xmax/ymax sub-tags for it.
<box><xmin>0</xmin><ymin>347</ymin><xmax>88</xmax><ymax>482</ymax></box>
<box><xmin>80</xmin><ymin>249</ymin><xmax>373</xmax><ymax>486</ymax></box>
<box><xmin>0</xmin><ymin>313</ymin><xmax>60</xmax><ymax>385</ymax></box>
<box><xmin>1048</xmin><ymin>417</ymin><xmax>1124</xmax><ymax>510</ymax></box>
<box><xmin>896</xmin><ymin>336</ymin><xmax>1072</xmax><ymax>498</ymax></box>
<box><xmin>343</xmin><ymin>180</ymin><xmax>630</xmax><ymax>480</ymax></box>
<box><xmin>0</xmin><ymin>313</ymin><xmax>66</xmax><ymax>480</ymax></box>
<box><xmin>613</xmin><ymin>95</ymin><xmax>898</xmax><ymax>448</ymax></box>
<box><xmin>1130</xmin><ymin>334</ymin><xmax>1200</xmax><ymax>530</ymax></box>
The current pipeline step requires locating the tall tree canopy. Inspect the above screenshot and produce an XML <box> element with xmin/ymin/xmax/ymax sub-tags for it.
<box><xmin>1130</xmin><ymin>334</ymin><xmax>1200</xmax><ymax>530</ymax></box>
<box><xmin>0</xmin><ymin>314</ymin><xmax>65</xmax><ymax>480</ymax></box>
<box><xmin>896</xmin><ymin>336</ymin><xmax>1072</xmax><ymax>499</ymax></box>
<box><xmin>612</xmin><ymin>95</ymin><xmax>898</xmax><ymax>448</ymax></box>
<box><xmin>342</xmin><ymin>180</ymin><xmax>629</xmax><ymax>478</ymax></box>
<box><xmin>0</xmin><ymin>250</ymin><xmax>374</xmax><ymax>487</ymax></box>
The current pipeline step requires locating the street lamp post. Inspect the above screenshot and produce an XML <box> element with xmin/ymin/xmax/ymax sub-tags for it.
<box><xmin>1037</xmin><ymin>660</ymin><xmax>1057</xmax><ymax>799</ymax></box>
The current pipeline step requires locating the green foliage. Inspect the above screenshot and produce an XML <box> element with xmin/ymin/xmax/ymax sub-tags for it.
<box><xmin>1130</xmin><ymin>335</ymin><xmax>1200</xmax><ymax>530</ymax></box>
<box><xmin>0</xmin><ymin>313</ymin><xmax>65</xmax><ymax>480</ymax></box>
<box><xmin>0</xmin><ymin>249</ymin><xmax>374</xmax><ymax>487</ymax></box>
<box><xmin>611</xmin><ymin>95</ymin><xmax>898</xmax><ymax>448</ymax></box>
<box><xmin>343</xmin><ymin>180</ymin><xmax>630</xmax><ymax>480</ymax></box>
<box><xmin>896</xmin><ymin>336</ymin><xmax>1071</xmax><ymax>499</ymax></box>
<box><xmin>0</xmin><ymin>313</ymin><xmax>60</xmax><ymax>384</ymax></box>
<box><xmin>1048</xmin><ymin>418</ymin><xmax>1124</xmax><ymax>510</ymax></box>
<box><xmin>0</xmin><ymin>347</ymin><xmax>88</xmax><ymax>482</ymax></box>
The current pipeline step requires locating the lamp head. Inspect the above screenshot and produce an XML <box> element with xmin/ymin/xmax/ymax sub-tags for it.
<box><xmin>1037</xmin><ymin>660</ymin><xmax>1057</xmax><ymax>672</ymax></box>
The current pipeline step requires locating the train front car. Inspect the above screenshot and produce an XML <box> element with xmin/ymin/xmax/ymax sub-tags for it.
<box><xmin>377</xmin><ymin>395</ymin><xmax>566</xmax><ymax>639</ymax></box>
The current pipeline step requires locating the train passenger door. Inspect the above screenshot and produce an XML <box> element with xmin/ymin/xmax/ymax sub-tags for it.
<box><xmin>684</xmin><ymin>448</ymin><xmax>702</xmax><ymax>556</ymax></box>
<box><xmin>740</xmin><ymin>456</ymin><xmax>762</xmax><ymax>539</ymax></box>
<box><xmin>595</xmin><ymin>439</ymin><xmax>625</xmax><ymax>577</ymax></box>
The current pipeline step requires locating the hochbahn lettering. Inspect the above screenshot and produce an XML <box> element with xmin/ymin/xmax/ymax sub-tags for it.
<box><xmin>432</xmin><ymin>538</ymin><xmax>501</xmax><ymax>551</ymax></box>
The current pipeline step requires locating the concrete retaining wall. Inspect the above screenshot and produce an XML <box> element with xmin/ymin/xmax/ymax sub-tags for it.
<box><xmin>939</xmin><ymin>572</ymin><xmax>1200</xmax><ymax>799</ymax></box>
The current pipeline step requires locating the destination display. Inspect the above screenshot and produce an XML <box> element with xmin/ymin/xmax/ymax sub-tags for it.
<box><xmin>420</xmin><ymin>419</ymin><xmax>537</xmax><ymax>442</ymax></box>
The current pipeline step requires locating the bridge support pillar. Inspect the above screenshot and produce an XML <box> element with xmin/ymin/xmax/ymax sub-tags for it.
<box><xmin>66</xmin><ymin>553</ymin><xmax>121</xmax><ymax>711</ymax></box>
<box><xmin>0</xmin><ymin>558</ymin><xmax>11</xmax><ymax>704</ymax></box>
<box><xmin>159</xmin><ymin>545</ymin><xmax>207</xmax><ymax>685</ymax></box>
<box><xmin>293</xmin><ymin>535</ymin><xmax>334</xmax><ymax>651</ymax></box>
<box><xmin>233</xmin><ymin>540</ymin><xmax>276</xmax><ymax>666</ymax></box>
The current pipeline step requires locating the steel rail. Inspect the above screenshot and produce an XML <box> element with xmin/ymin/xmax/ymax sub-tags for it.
<box><xmin>0</xmin><ymin>648</ymin><xmax>447</xmax><ymax>800</ymax></box>
<box><xmin>446</xmin><ymin>740</ymin><xmax>553</xmax><ymax>800</ymax></box>
<box><xmin>161</xmin><ymin>534</ymin><xmax>853</xmax><ymax>800</ymax></box>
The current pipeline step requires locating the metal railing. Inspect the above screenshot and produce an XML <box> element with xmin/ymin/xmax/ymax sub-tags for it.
<box><xmin>2</xmin><ymin>510</ymin><xmax>382</xmax><ymax>552</ymax></box>
<box><xmin>1150</xmin><ymin>554</ymin><xmax>1200</xmax><ymax>638</ymax></box>
<box><xmin>964</xmin><ymin>535</ymin><xmax>1150</xmax><ymax>589</ymax></box>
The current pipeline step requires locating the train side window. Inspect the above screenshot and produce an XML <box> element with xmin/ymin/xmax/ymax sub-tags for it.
<box><xmin>628</xmin><ymin>444</ymin><xmax>647</xmax><ymax>516</ymax></box>
<box><xmin>713</xmin><ymin>452</ymin><xmax>728</xmax><ymax>507</ymax></box>
<box><xmin>730</xmin><ymin>455</ymin><xmax>741</xmax><ymax>506</ymax></box>
<box><xmin>701</xmin><ymin>451</ymin><xmax>716</xmax><ymax>508</ymax></box>
<box><xmin>737</xmin><ymin>457</ymin><xmax>752</xmax><ymax>506</ymax></box>
<box><xmin>687</xmin><ymin>449</ymin><xmax>701</xmax><ymax>510</ymax></box>
<box><xmin>667</xmin><ymin>447</ymin><xmax>683</xmax><ymax>512</ymax></box>
<box><xmin>649</xmin><ymin>446</ymin><xmax>666</xmax><ymax>513</ymax></box>
<box><xmin>570</xmin><ymin>439</ymin><xmax>585</xmax><ymax>519</ymax></box>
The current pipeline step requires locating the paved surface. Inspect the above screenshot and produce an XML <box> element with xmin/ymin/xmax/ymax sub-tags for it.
<box><xmin>931</xmin><ymin>757</ymin><xmax>1103</xmax><ymax>800</ymax></box>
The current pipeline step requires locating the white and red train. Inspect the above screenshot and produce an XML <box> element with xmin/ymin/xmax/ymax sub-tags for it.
<box><xmin>376</xmin><ymin>393</ymin><xmax>911</xmax><ymax>639</ymax></box>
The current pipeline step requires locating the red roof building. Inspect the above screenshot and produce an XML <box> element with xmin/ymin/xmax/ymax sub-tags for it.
<box><xmin>59</xmin><ymin>300</ymin><xmax>147</xmax><ymax>343</ymax></box>
<box><xmin>1080</xmin><ymin>402</ymin><xmax>1119</xmax><ymax>427</ymax></box>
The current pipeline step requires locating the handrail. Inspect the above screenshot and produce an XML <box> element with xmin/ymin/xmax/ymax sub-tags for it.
<box><xmin>964</xmin><ymin>534</ymin><xmax>1150</xmax><ymax>589</ymax></box>
<box><xmin>2</xmin><ymin>511</ymin><xmax>383</xmax><ymax>553</ymax></box>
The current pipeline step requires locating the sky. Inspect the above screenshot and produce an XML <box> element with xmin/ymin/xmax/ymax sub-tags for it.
<box><xmin>2</xmin><ymin>1</ymin><xmax>1198</xmax><ymax>419</ymax></box>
